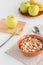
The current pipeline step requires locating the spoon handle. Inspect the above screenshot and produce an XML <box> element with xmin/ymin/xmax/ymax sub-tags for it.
<box><xmin>38</xmin><ymin>34</ymin><xmax>43</xmax><ymax>38</ymax></box>
<box><xmin>33</xmin><ymin>33</ymin><xmax>43</xmax><ymax>38</ymax></box>
<box><xmin>0</xmin><ymin>33</ymin><xmax>14</xmax><ymax>47</ymax></box>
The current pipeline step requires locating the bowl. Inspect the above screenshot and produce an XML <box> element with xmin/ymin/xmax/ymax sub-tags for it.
<box><xmin>17</xmin><ymin>34</ymin><xmax>43</xmax><ymax>56</ymax></box>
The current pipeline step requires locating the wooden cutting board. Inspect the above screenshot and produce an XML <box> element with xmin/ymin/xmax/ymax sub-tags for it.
<box><xmin>0</xmin><ymin>19</ymin><xmax>26</xmax><ymax>35</ymax></box>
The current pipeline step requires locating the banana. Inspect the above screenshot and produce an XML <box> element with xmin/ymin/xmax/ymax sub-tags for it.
<box><xmin>29</xmin><ymin>0</ymin><xmax>43</xmax><ymax>11</ymax></box>
<box><xmin>30</xmin><ymin>0</ymin><xmax>35</xmax><ymax>2</ymax></box>
<box><xmin>39</xmin><ymin>7</ymin><xmax>43</xmax><ymax>11</ymax></box>
<box><xmin>30</xmin><ymin>1</ymin><xmax>43</xmax><ymax>8</ymax></box>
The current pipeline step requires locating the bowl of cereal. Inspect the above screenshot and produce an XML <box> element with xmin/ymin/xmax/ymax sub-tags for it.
<box><xmin>17</xmin><ymin>34</ymin><xmax>43</xmax><ymax>56</ymax></box>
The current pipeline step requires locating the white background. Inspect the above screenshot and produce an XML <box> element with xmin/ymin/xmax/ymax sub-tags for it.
<box><xmin>0</xmin><ymin>0</ymin><xmax>43</xmax><ymax>65</ymax></box>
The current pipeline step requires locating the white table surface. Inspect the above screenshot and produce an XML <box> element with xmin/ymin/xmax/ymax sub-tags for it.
<box><xmin>0</xmin><ymin>0</ymin><xmax>43</xmax><ymax>65</ymax></box>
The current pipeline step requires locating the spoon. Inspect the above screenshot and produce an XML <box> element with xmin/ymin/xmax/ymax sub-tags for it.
<box><xmin>0</xmin><ymin>29</ymin><xmax>21</xmax><ymax>47</ymax></box>
<box><xmin>32</xmin><ymin>26</ymin><xmax>43</xmax><ymax>37</ymax></box>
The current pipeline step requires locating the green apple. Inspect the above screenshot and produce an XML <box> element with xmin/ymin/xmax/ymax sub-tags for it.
<box><xmin>28</xmin><ymin>5</ymin><xmax>39</xmax><ymax>16</ymax></box>
<box><xmin>6</xmin><ymin>16</ymin><xmax>18</xmax><ymax>29</ymax></box>
<box><xmin>20</xmin><ymin>2</ymin><xmax>30</xmax><ymax>13</ymax></box>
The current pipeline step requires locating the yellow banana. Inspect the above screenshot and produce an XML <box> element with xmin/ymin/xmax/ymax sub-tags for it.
<box><xmin>30</xmin><ymin>1</ymin><xmax>43</xmax><ymax>8</ymax></box>
<box><xmin>30</xmin><ymin>0</ymin><xmax>35</xmax><ymax>2</ymax></box>
<box><xmin>39</xmin><ymin>7</ymin><xmax>43</xmax><ymax>11</ymax></box>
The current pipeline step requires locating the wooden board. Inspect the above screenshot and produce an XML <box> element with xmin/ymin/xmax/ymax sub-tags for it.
<box><xmin>0</xmin><ymin>19</ymin><xmax>26</xmax><ymax>35</ymax></box>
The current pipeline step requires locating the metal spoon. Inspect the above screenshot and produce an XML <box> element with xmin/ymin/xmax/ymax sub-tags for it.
<box><xmin>32</xmin><ymin>26</ymin><xmax>43</xmax><ymax>37</ymax></box>
<box><xmin>0</xmin><ymin>30</ymin><xmax>18</xmax><ymax>47</ymax></box>
<box><xmin>0</xmin><ymin>33</ymin><xmax>15</xmax><ymax>47</ymax></box>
